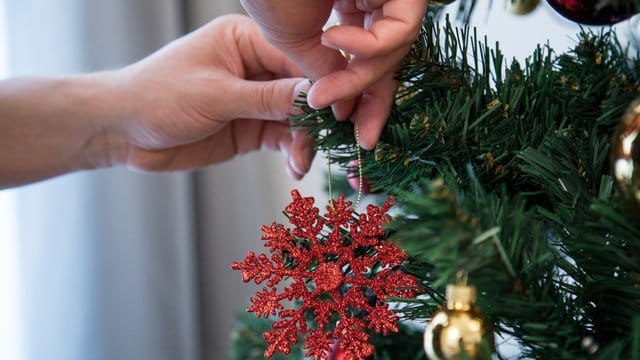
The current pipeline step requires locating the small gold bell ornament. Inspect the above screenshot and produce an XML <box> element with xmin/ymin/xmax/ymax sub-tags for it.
<box><xmin>611</xmin><ymin>99</ymin><xmax>640</xmax><ymax>212</ymax></box>
<box><xmin>423</xmin><ymin>282</ymin><xmax>494</xmax><ymax>359</ymax></box>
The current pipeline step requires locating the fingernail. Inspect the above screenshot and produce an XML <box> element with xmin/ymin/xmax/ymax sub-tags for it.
<box><xmin>289</xmin><ymin>155</ymin><xmax>304</xmax><ymax>177</ymax></box>
<box><xmin>286</xmin><ymin>161</ymin><xmax>303</xmax><ymax>180</ymax></box>
<box><xmin>290</xmin><ymin>79</ymin><xmax>313</xmax><ymax>116</ymax></box>
<box><xmin>305</xmin><ymin>82</ymin><xmax>323</xmax><ymax>110</ymax></box>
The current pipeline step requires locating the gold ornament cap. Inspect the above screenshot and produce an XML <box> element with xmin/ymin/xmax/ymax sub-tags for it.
<box><xmin>446</xmin><ymin>284</ymin><xmax>476</xmax><ymax>311</ymax></box>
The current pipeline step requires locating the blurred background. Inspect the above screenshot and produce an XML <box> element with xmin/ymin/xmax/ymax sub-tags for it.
<box><xmin>0</xmin><ymin>1</ymin><xmax>636</xmax><ymax>360</ymax></box>
<box><xmin>0</xmin><ymin>1</ymin><xmax>326</xmax><ymax>359</ymax></box>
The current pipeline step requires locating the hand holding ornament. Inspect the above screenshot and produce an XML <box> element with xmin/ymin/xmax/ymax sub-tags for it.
<box><xmin>240</xmin><ymin>0</ymin><xmax>428</xmax><ymax>149</ymax></box>
<box><xmin>0</xmin><ymin>15</ymin><xmax>316</xmax><ymax>188</ymax></box>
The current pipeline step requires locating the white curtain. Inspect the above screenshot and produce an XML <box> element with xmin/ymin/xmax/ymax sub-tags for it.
<box><xmin>4</xmin><ymin>1</ymin><xmax>326</xmax><ymax>359</ymax></box>
<box><xmin>185</xmin><ymin>6</ymin><xmax>326</xmax><ymax>359</ymax></box>
<box><xmin>12</xmin><ymin>2</ymin><xmax>627</xmax><ymax>360</ymax></box>
<box><xmin>7</xmin><ymin>1</ymin><xmax>196</xmax><ymax>360</ymax></box>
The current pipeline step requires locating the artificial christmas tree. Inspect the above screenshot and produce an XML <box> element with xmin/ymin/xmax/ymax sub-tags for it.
<box><xmin>231</xmin><ymin>2</ymin><xmax>640</xmax><ymax>359</ymax></box>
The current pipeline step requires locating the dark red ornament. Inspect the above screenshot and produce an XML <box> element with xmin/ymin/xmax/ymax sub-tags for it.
<box><xmin>328</xmin><ymin>338</ymin><xmax>375</xmax><ymax>360</ymax></box>
<box><xmin>231</xmin><ymin>190</ymin><xmax>422</xmax><ymax>360</ymax></box>
<box><xmin>546</xmin><ymin>0</ymin><xmax>637</xmax><ymax>25</ymax></box>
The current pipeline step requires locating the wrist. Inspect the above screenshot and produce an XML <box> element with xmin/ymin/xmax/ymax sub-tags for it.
<box><xmin>0</xmin><ymin>73</ymin><xmax>130</xmax><ymax>187</ymax></box>
<box><xmin>71</xmin><ymin>70</ymin><xmax>133</xmax><ymax>170</ymax></box>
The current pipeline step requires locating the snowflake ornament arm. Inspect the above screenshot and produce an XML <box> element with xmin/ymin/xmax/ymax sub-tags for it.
<box><xmin>231</xmin><ymin>190</ymin><xmax>423</xmax><ymax>360</ymax></box>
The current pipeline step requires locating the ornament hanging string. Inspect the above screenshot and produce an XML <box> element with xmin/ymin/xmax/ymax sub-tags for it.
<box><xmin>326</xmin><ymin>44</ymin><xmax>363</xmax><ymax>211</ymax></box>
<box><xmin>327</xmin><ymin>122</ymin><xmax>363</xmax><ymax>211</ymax></box>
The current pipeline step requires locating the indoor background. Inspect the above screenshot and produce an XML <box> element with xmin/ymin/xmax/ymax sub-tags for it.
<box><xmin>0</xmin><ymin>1</ymin><xmax>325</xmax><ymax>359</ymax></box>
<box><xmin>0</xmin><ymin>1</ymin><xmax>636</xmax><ymax>359</ymax></box>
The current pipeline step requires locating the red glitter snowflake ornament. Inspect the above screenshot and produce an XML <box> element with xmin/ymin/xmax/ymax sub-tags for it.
<box><xmin>231</xmin><ymin>190</ymin><xmax>422</xmax><ymax>360</ymax></box>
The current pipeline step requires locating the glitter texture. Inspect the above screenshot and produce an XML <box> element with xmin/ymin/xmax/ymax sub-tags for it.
<box><xmin>231</xmin><ymin>190</ymin><xmax>422</xmax><ymax>359</ymax></box>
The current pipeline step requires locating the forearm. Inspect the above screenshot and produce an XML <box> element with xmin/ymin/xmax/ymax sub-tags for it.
<box><xmin>0</xmin><ymin>74</ymin><xmax>121</xmax><ymax>188</ymax></box>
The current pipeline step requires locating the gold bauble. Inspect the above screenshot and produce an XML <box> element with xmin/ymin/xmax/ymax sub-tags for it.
<box><xmin>424</xmin><ymin>284</ymin><xmax>494</xmax><ymax>360</ymax></box>
<box><xmin>503</xmin><ymin>0</ymin><xmax>540</xmax><ymax>15</ymax></box>
<box><xmin>611</xmin><ymin>99</ymin><xmax>640</xmax><ymax>212</ymax></box>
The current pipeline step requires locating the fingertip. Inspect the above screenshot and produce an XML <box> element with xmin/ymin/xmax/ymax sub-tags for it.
<box><xmin>288</xmin><ymin>157</ymin><xmax>310</xmax><ymax>180</ymax></box>
<box><xmin>320</xmin><ymin>28</ymin><xmax>340</xmax><ymax>50</ymax></box>
<box><xmin>285</xmin><ymin>126</ymin><xmax>316</xmax><ymax>180</ymax></box>
<box><xmin>357</xmin><ymin>125</ymin><xmax>378</xmax><ymax>150</ymax></box>
<box><xmin>290</xmin><ymin>144</ymin><xmax>316</xmax><ymax>176</ymax></box>
<box><xmin>353</xmin><ymin>75</ymin><xmax>397</xmax><ymax>149</ymax></box>
<box><xmin>357</xmin><ymin>132</ymin><xmax>378</xmax><ymax>151</ymax></box>
<box><xmin>285</xmin><ymin>162</ymin><xmax>303</xmax><ymax>180</ymax></box>
<box><xmin>353</xmin><ymin>99</ymin><xmax>391</xmax><ymax>150</ymax></box>
<box><xmin>307</xmin><ymin>82</ymin><xmax>356</xmax><ymax>120</ymax></box>
<box><xmin>306</xmin><ymin>84</ymin><xmax>325</xmax><ymax>110</ymax></box>
<box><xmin>290</xmin><ymin>78</ymin><xmax>313</xmax><ymax>115</ymax></box>
<box><xmin>294</xmin><ymin>78</ymin><xmax>313</xmax><ymax>98</ymax></box>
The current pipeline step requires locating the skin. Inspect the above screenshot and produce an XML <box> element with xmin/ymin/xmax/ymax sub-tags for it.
<box><xmin>0</xmin><ymin>15</ymin><xmax>316</xmax><ymax>189</ymax></box>
<box><xmin>240</xmin><ymin>0</ymin><xmax>428</xmax><ymax>149</ymax></box>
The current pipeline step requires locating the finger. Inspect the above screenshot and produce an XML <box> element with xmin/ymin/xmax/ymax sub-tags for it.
<box><xmin>236</xmin><ymin>15</ymin><xmax>305</xmax><ymax>78</ymax></box>
<box><xmin>355</xmin><ymin>0</ymin><xmax>387</xmax><ymax>11</ymax></box>
<box><xmin>224</xmin><ymin>77</ymin><xmax>311</xmax><ymax>120</ymax></box>
<box><xmin>125</xmin><ymin>125</ymin><xmax>239</xmax><ymax>171</ymax></box>
<box><xmin>228</xmin><ymin>119</ymin><xmax>314</xmax><ymax>179</ymax></box>
<box><xmin>333</xmin><ymin>0</ymin><xmax>365</xmax><ymax>27</ymax></box>
<box><xmin>253</xmin><ymin>122</ymin><xmax>309</xmax><ymax>180</ymax></box>
<box><xmin>322</xmin><ymin>21</ymin><xmax>416</xmax><ymax>59</ymax></box>
<box><xmin>352</xmin><ymin>73</ymin><xmax>398</xmax><ymax>149</ymax></box>
<box><xmin>259</xmin><ymin>33</ymin><xmax>356</xmax><ymax>119</ymax></box>
<box><xmin>239</xmin><ymin>0</ymin><xmax>338</xmax><ymax>80</ymax></box>
<box><xmin>322</xmin><ymin>0</ymin><xmax>426</xmax><ymax>58</ymax></box>
<box><xmin>287</xmin><ymin>127</ymin><xmax>316</xmax><ymax>177</ymax></box>
<box><xmin>322</xmin><ymin>3</ymin><xmax>363</xmax><ymax>121</ymax></box>
<box><xmin>236</xmin><ymin>120</ymin><xmax>315</xmax><ymax>179</ymax></box>
<box><xmin>331</xmin><ymin>99</ymin><xmax>356</xmax><ymax>121</ymax></box>
<box><xmin>283</xmin><ymin>42</ymin><xmax>356</xmax><ymax>120</ymax></box>
<box><xmin>307</xmin><ymin>46</ymin><xmax>406</xmax><ymax>109</ymax></box>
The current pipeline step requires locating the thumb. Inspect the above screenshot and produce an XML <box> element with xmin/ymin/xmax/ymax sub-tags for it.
<box><xmin>227</xmin><ymin>77</ymin><xmax>311</xmax><ymax>120</ymax></box>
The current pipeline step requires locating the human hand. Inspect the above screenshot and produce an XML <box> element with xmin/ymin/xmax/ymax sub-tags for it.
<box><xmin>240</xmin><ymin>0</ymin><xmax>428</xmax><ymax>149</ymax></box>
<box><xmin>107</xmin><ymin>14</ymin><xmax>315</xmax><ymax>179</ymax></box>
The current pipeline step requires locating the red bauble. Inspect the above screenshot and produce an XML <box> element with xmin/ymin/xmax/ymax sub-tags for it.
<box><xmin>347</xmin><ymin>160</ymin><xmax>377</xmax><ymax>194</ymax></box>
<box><xmin>328</xmin><ymin>340</ymin><xmax>345</xmax><ymax>360</ymax></box>
<box><xmin>328</xmin><ymin>339</ymin><xmax>375</xmax><ymax>360</ymax></box>
<box><xmin>546</xmin><ymin>0</ymin><xmax>637</xmax><ymax>25</ymax></box>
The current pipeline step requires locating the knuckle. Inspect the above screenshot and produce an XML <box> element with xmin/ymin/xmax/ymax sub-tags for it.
<box><xmin>258</xmin><ymin>83</ymin><xmax>284</xmax><ymax>119</ymax></box>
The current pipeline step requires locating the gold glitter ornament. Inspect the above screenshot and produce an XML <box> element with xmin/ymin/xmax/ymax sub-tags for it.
<box><xmin>503</xmin><ymin>0</ymin><xmax>540</xmax><ymax>15</ymax></box>
<box><xmin>611</xmin><ymin>99</ymin><xmax>640</xmax><ymax>212</ymax></box>
<box><xmin>423</xmin><ymin>284</ymin><xmax>494</xmax><ymax>360</ymax></box>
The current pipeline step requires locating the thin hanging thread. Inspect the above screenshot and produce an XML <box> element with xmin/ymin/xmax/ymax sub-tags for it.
<box><xmin>328</xmin><ymin>123</ymin><xmax>363</xmax><ymax>210</ymax></box>
<box><xmin>328</xmin><ymin>45</ymin><xmax>362</xmax><ymax>211</ymax></box>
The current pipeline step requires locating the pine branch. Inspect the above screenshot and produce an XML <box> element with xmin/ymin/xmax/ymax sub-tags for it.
<box><xmin>292</xmin><ymin>14</ymin><xmax>640</xmax><ymax>358</ymax></box>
